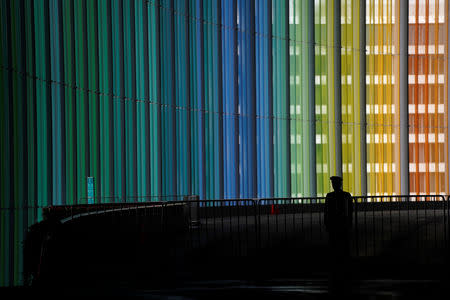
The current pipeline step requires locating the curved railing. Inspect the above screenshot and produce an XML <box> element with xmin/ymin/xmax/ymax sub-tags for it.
<box><xmin>16</xmin><ymin>194</ymin><xmax>450</xmax><ymax>287</ymax></box>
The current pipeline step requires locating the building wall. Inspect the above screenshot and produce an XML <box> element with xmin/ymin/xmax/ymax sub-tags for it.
<box><xmin>0</xmin><ymin>0</ymin><xmax>448</xmax><ymax>286</ymax></box>
<box><xmin>366</xmin><ymin>0</ymin><xmax>402</xmax><ymax>195</ymax></box>
<box><xmin>408</xmin><ymin>0</ymin><xmax>449</xmax><ymax>195</ymax></box>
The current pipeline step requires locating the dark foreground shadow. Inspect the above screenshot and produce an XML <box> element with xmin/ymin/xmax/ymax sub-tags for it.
<box><xmin>19</xmin><ymin>205</ymin><xmax>450</xmax><ymax>299</ymax></box>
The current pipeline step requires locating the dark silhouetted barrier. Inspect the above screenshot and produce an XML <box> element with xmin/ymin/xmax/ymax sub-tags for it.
<box><xmin>22</xmin><ymin>195</ymin><xmax>449</xmax><ymax>289</ymax></box>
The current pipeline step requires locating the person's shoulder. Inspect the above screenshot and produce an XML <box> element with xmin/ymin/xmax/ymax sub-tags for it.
<box><xmin>343</xmin><ymin>191</ymin><xmax>352</xmax><ymax>199</ymax></box>
<box><xmin>326</xmin><ymin>191</ymin><xmax>335</xmax><ymax>197</ymax></box>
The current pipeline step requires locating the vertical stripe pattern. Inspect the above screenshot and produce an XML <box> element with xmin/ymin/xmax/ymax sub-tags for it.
<box><xmin>1</xmin><ymin>0</ymin><xmax>449</xmax><ymax>286</ymax></box>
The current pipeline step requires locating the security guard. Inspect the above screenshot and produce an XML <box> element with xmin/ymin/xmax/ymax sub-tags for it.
<box><xmin>325</xmin><ymin>176</ymin><xmax>353</xmax><ymax>295</ymax></box>
<box><xmin>324</xmin><ymin>176</ymin><xmax>353</xmax><ymax>258</ymax></box>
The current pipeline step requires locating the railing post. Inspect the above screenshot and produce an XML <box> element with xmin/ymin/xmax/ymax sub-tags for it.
<box><xmin>254</xmin><ymin>198</ymin><xmax>262</xmax><ymax>279</ymax></box>
<box><xmin>254</xmin><ymin>199</ymin><xmax>260</xmax><ymax>252</ymax></box>
<box><xmin>354</xmin><ymin>197</ymin><xmax>358</xmax><ymax>257</ymax></box>
<box><xmin>447</xmin><ymin>196</ymin><xmax>450</xmax><ymax>253</ymax></box>
<box><xmin>185</xmin><ymin>195</ymin><xmax>200</xmax><ymax>227</ymax></box>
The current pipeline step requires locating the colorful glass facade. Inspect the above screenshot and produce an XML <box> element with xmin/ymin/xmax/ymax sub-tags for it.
<box><xmin>408</xmin><ymin>0</ymin><xmax>449</xmax><ymax>195</ymax></box>
<box><xmin>0</xmin><ymin>0</ymin><xmax>449</xmax><ymax>286</ymax></box>
<box><xmin>366</xmin><ymin>0</ymin><xmax>402</xmax><ymax>195</ymax></box>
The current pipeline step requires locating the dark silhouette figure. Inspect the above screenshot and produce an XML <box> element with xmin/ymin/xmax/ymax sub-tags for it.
<box><xmin>324</xmin><ymin>176</ymin><xmax>353</xmax><ymax>295</ymax></box>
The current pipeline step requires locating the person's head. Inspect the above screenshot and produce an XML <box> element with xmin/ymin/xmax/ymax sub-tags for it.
<box><xmin>330</xmin><ymin>176</ymin><xmax>343</xmax><ymax>191</ymax></box>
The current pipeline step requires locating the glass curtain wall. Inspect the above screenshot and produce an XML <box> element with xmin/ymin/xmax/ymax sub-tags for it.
<box><xmin>342</xmin><ymin>0</ymin><xmax>363</xmax><ymax>195</ymax></box>
<box><xmin>366</xmin><ymin>0</ymin><xmax>401</xmax><ymax>196</ymax></box>
<box><xmin>408</xmin><ymin>0</ymin><xmax>449</xmax><ymax>196</ymax></box>
<box><xmin>315</xmin><ymin>0</ymin><xmax>337</xmax><ymax>196</ymax></box>
<box><xmin>289</xmin><ymin>1</ymin><xmax>315</xmax><ymax>197</ymax></box>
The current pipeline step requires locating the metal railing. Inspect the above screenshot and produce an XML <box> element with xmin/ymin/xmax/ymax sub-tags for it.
<box><xmin>16</xmin><ymin>194</ymin><xmax>450</xmax><ymax>285</ymax></box>
<box><xmin>30</xmin><ymin>194</ymin><xmax>450</xmax><ymax>259</ymax></box>
<box><xmin>352</xmin><ymin>195</ymin><xmax>449</xmax><ymax>260</ymax></box>
<box><xmin>77</xmin><ymin>194</ymin><xmax>188</xmax><ymax>204</ymax></box>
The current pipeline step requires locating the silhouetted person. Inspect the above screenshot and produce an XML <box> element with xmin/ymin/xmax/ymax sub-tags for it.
<box><xmin>324</xmin><ymin>176</ymin><xmax>353</xmax><ymax>295</ymax></box>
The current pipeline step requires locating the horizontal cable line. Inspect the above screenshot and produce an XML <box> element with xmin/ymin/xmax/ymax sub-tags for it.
<box><xmin>1</xmin><ymin>64</ymin><xmax>448</xmax><ymax>129</ymax></box>
<box><xmin>144</xmin><ymin>0</ymin><xmax>450</xmax><ymax>61</ymax></box>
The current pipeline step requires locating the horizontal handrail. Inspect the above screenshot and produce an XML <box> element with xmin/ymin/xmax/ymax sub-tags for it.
<box><xmin>2</xmin><ymin>194</ymin><xmax>448</xmax><ymax>211</ymax></box>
